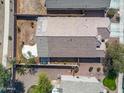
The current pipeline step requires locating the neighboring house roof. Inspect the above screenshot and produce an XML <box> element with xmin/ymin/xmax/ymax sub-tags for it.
<box><xmin>36</xmin><ymin>17</ymin><xmax>110</xmax><ymax>37</ymax></box>
<box><xmin>45</xmin><ymin>0</ymin><xmax>111</xmax><ymax>10</ymax></box>
<box><xmin>59</xmin><ymin>75</ymin><xmax>106</xmax><ymax>93</ymax></box>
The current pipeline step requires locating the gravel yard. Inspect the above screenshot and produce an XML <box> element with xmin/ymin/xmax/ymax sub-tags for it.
<box><xmin>17</xmin><ymin>0</ymin><xmax>46</xmax><ymax>15</ymax></box>
<box><xmin>16</xmin><ymin>20</ymin><xmax>37</xmax><ymax>61</ymax></box>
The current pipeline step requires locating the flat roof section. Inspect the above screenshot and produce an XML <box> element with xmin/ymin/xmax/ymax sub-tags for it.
<box><xmin>36</xmin><ymin>17</ymin><xmax>110</xmax><ymax>37</ymax></box>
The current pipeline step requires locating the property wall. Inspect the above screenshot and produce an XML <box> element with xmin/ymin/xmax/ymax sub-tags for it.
<box><xmin>39</xmin><ymin>57</ymin><xmax>101</xmax><ymax>63</ymax></box>
<box><xmin>47</xmin><ymin>9</ymin><xmax>105</xmax><ymax>17</ymax></box>
<box><xmin>51</xmin><ymin>57</ymin><xmax>101</xmax><ymax>63</ymax></box>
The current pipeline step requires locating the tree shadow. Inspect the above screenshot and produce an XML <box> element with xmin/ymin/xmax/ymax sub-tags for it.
<box><xmin>14</xmin><ymin>80</ymin><xmax>25</xmax><ymax>93</ymax></box>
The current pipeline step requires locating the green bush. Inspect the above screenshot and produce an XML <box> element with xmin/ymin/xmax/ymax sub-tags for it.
<box><xmin>108</xmin><ymin>69</ymin><xmax>117</xmax><ymax>79</ymax></box>
<box><xmin>103</xmin><ymin>76</ymin><xmax>116</xmax><ymax>91</ymax></box>
<box><xmin>107</xmin><ymin>8</ymin><xmax>118</xmax><ymax>18</ymax></box>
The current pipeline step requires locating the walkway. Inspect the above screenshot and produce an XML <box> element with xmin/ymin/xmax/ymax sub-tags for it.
<box><xmin>2</xmin><ymin>0</ymin><xmax>10</xmax><ymax>67</ymax></box>
<box><xmin>120</xmin><ymin>0</ymin><xmax>124</xmax><ymax>43</ymax></box>
<box><xmin>118</xmin><ymin>73</ymin><xmax>123</xmax><ymax>93</ymax></box>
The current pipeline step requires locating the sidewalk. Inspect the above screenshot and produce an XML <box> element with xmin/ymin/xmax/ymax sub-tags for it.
<box><xmin>118</xmin><ymin>73</ymin><xmax>123</xmax><ymax>93</ymax></box>
<box><xmin>2</xmin><ymin>0</ymin><xmax>10</xmax><ymax>67</ymax></box>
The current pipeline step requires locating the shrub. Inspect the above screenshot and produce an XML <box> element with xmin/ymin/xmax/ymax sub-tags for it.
<box><xmin>107</xmin><ymin>8</ymin><xmax>118</xmax><ymax>18</ymax></box>
<box><xmin>1</xmin><ymin>1</ymin><xmax>3</xmax><ymax>4</ymax></box>
<box><xmin>108</xmin><ymin>69</ymin><xmax>117</xmax><ymax>79</ymax></box>
<box><xmin>74</xmin><ymin>66</ymin><xmax>79</xmax><ymax>73</ymax></box>
<box><xmin>17</xmin><ymin>27</ymin><xmax>21</xmax><ymax>33</ymax></box>
<box><xmin>31</xmin><ymin>22</ymin><xmax>34</xmax><ymax>28</ymax></box>
<box><xmin>89</xmin><ymin>67</ymin><xmax>93</xmax><ymax>72</ymax></box>
<box><xmin>8</xmin><ymin>36</ymin><xmax>12</xmax><ymax>40</ymax></box>
<box><xmin>97</xmin><ymin>67</ymin><xmax>101</xmax><ymax>72</ymax></box>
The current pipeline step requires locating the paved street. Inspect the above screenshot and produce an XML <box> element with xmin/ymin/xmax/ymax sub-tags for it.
<box><xmin>0</xmin><ymin>0</ymin><xmax>4</xmax><ymax>63</ymax></box>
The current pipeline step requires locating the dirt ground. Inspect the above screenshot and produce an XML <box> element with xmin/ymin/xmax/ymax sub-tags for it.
<box><xmin>17</xmin><ymin>0</ymin><xmax>46</xmax><ymax>15</ymax></box>
<box><xmin>16</xmin><ymin>20</ymin><xmax>37</xmax><ymax>62</ymax></box>
<box><xmin>16</xmin><ymin>0</ymin><xmax>47</xmax><ymax>62</ymax></box>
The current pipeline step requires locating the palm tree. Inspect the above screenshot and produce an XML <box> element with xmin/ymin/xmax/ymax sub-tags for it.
<box><xmin>9</xmin><ymin>58</ymin><xmax>27</xmax><ymax>76</ymax></box>
<box><xmin>33</xmin><ymin>73</ymin><xmax>52</xmax><ymax>93</ymax></box>
<box><xmin>16</xmin><ymin>67</ymin><xmax>27</xmax><ymax>76</ymax></box>
<box><xmin>0</xmin><ymin>64</ymin><xmax>10</xmax><ymax>88</ymax></box>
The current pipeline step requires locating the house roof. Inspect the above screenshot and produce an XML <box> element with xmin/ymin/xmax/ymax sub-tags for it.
<box><xmin>45</xmin><ymin>0</ymin><xmax>111</xmax><ymax>10</ymax></box>
<box><xmin>59</xmin><ymin>75</ymin><xmax>105</xmax><ymax>93</ymax></box>
<box><xmin>36</xmin><ymin>17</ymin><xmax>110</xmax><ymax>37</ymax></box>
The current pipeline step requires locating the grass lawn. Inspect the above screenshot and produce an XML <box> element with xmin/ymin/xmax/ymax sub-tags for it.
<box><xmin>103</xmin><ymin>76</ymin><xmax>116</xmax><ymax>91</ymax></box>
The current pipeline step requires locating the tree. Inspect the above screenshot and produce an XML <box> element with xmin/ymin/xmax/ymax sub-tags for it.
<box><xmin>16</xmin><ymin>67</ymin><xmax>27</xmax><ymax>76</ymax></box>
<box><xmin>15</xmin><ymin>80</ymin><xmax>25</xmax><ymax>93</ymax></box>
<box><xmin>107</xmin><ymin>8</ymin><xmax>118</xmax><ymax>18</ymax></box>
<box><xmin>31</xmin><ymin>73</ymin><xmax>52</xmax><ymax>93</ymax></box>
<box><xmin>0</xmin><ymin>64</ymin><xmax>10</xmax><ymax>88</ymax></box>
<box><xmin>8</xmin><ymin>58</ymin><xmax>27</xmax><ymax>76</ymax></box>
<box><xmin>103</xmin><ymin>42</ymin><xmax>124</xmax><ymax>76</ymax></box>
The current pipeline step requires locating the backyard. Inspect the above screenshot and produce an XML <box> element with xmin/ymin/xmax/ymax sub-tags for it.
<box><xmin>16</xmin><ymin>20</ymin><xmax>37</xmax><ymax>63</ymax></box>
<box><xmin>16</xmin><ymin>0</ymin><xmax>46</xmax><ymax>15</ymax></box>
